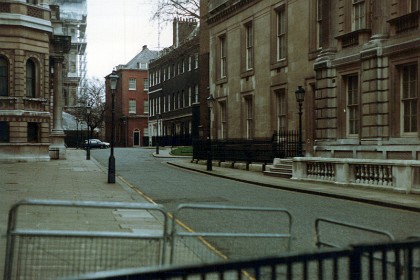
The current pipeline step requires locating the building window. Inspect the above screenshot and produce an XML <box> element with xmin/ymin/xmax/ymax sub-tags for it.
<box><xmin>195</xmin><ymin>85</ymin><xmax>199</xmax><ymax>103</ymax></box>
<box><xmin>144</xmin><ymin>100</ymin><xmax>149</xmax><ymax>114</ymax></box>
<box><xmin>346</xmin><ymin>75</ymin><xmax>359</xmax><ymax>135</ymax></box>
<box><xmin>195</xmin><ymin>53</ymin><xmax>199</xmax><ymax>69</ymax></box>
<box><xmin>168</xmin><ymin>66</ymin><xmax>171</xmax><ymax>79</ymax></box>
<box><xmin>316</xmin><ymin>0</ymin><xmax>323</xmax><ymax>49</ymax></box>
<box><xmin>411</xmin><ymin>0</ymin><xmax>419</xmax><ymax>12</ymax></box>
<box><xmin>0</xmin><ymin>121</ymin><xmax>9</xmax><ymax>142</ymax></box>
<box><xmin>27</xmin><ymin>122</ymin><xmax>40</xmax><ymax>143</ymax></box>
<box><xmin>401</xmin><ymin>64</ymin><xmax>418</xmax><ymax>133</ymax></box>
<box><xmin>219</xmin><ymin>35</ymin><xmax>227</xmax><ymax>79</ymax></box>
<box><xmin>245</xmin><ymin>97</ymin><xmax>253</xmax><ymax>139</ymax></box>
<box><xmin>245</xmin><ymin>21</ymin><xmax>253</xmax><ymax>70</ymax></box>
<box><xmin>188</xmin><ymin>87</ymin><xmax>192</xmax><ymax>106</ymax></box>
<box><xmin>144</xmin><ymin>78</ymin><xmax>149</xmax><ymax>90</ymax></box>
<box><xmin>26</xmin><ymin>59</ymin><xmax>36</xmax><ymax>98</ymax></box>
<box><xmin>0</xmin><ymin>57</ymin><xmax>8</xmax><ymax>96</ymax></box>
<box><xmin>276</xmin><ymin>6</ymin><xmax>286</xmax><ymax>61</ymax></box>
<box><xmin>276</xmin><ymin>89</ymin><xmax>287</xmax><ymax>132</ymax></box>
<box><xmin>352</xmin><ymin>0</ymin><xmax>366</xmax><ymax>31</ymax></box>
<box><xmin>220</xmin><ymin>101</ymin><xmax>227</xmax><ymax>140</ymax></box>
<box><xmin>189</xmin><ymin>56</ymin><xmax>192</xmax><ymax>71</ymax></box>
<box><xmin>128</xmin><ymin>78</ymin><xmax>136</xmax><ymax>90</ymax></box>
<box><xmin>129</xmin><ymin>99</ymin><xmax>136</xmax><ymax>114</ymax></box>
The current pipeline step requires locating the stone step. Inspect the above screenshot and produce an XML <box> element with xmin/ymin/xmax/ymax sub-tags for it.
<box><xmin>264</xmin><ymin>158</ymin><xmax>293</xmax><ymax>178</ymax></box>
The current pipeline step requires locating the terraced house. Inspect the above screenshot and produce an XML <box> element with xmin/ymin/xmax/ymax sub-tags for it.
<box><xmin>203</xmin><ymin>0</ymin><xmax>420</xmax><ymax>192</ymax></box>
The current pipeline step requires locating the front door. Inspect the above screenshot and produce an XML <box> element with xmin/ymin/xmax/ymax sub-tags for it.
<box><xmin>133</xmin><ymin>130</ymin><xmax>140</xmax><ymax>146</ymax></box>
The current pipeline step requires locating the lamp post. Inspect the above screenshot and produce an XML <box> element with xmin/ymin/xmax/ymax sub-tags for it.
<box><xmin>156</xmin><ymin>114</ymin><xmax>160</xmax><ymax>155</ymax></box>
<box><xmin>206</xmin><ymin>94</ymin><xmax>215</xmax><ymax>171</ymax></box>
<box><xmin>108</xmin><ymin>70</ymin><xmax>119</xmax><ymax>183</ymax></box>
<box><xmin>295</xmin><ymin>86</ymin><xmax>305</xmax><ymax>157</ymax></box>
<box><xmin>86</xmin><ymin>106</ymin><xmax>91</xmax><ymax>160</ymax></box>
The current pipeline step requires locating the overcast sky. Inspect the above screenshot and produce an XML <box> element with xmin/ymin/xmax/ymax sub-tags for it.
<box><xmin>86</xmin><ymin>0</ymin><xmax>172</xmax><ymax>79</ymax></box>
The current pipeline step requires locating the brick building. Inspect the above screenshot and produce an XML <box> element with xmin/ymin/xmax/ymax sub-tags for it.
<box><xmin>105</xmin><ymin>46</ymin><xmax>158</xmax><ymax>147</ymax></box>
<box><xmin>148</xmin><ymin>18</ymin><xmax>200</xmax><ymax>146</ymax></box>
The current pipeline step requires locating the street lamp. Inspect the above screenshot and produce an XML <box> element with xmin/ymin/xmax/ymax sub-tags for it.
<box><xmin>156</xmin><ymin>114</ymin><xmax>160</xmax><ymax>155</ymax></box>
<box><xmin>295</xmin><ymin>86</ymin><xmax>305</xmax><ymax>157</ymax></box>
<box><xmin>86</xmin><ymin>106</ymin><xmax>91</xmax><ymax>160</ymax></box>
<box><xmin>206</xmin><ymin>94</ymin><xmax>215</xmax><ymax>171</ymax></box>
<box><xmin>108</xmin><ymin>70</ymin><xmax>119</xmax><ymax>183</ymax></box>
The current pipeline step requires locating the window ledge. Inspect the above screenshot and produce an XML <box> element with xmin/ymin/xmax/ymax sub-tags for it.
<box><xmin>23</xmin><ymin>97</ymin><xmax>48</xmax><ymax>103</ymax></box>
<box><xmin>270</xmin><ymin>59</ymin><xmax>287</xmax><ymax>71</ymax></box>
<box><xmin>335</xmin><ymin>29</ymin><xmax>371</xmax><ymax>49</ymax></box>
<box><xmin>240</xmin><ymin>69</ymin><xmax>254</xmax><ymax>79</ymax></box>
<box><xmin>388</xmin><ymin>11</ymin><xmax>419</xmax><ymax>34</ymax></box>
<box><xmin>216</xmin><ymin>77</ymin><xmax>228</xmax><ymax>86</ymax></box>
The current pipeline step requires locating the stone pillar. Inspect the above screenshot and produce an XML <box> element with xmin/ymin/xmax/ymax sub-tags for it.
<box><xmin>49</xmin><ymin>55</ymin><xmax>66</xmax><ymax>159</ymax></box>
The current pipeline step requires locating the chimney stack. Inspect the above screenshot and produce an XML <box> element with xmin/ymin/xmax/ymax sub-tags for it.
<box><xmin>173</xmin><ymin>18</ymin><xmax>198</xmax><ymax>47</ymax></box>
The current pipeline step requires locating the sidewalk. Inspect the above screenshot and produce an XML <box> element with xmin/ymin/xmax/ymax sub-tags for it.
<box><xmin>155</xmin><ymin>148</ymin><xmax>420</xmax><ymax>213</ymax></box>
<box><xmin>0</xmin><ymin>149</ymin><xmax>167</xmax><ymax>279</ymax></box>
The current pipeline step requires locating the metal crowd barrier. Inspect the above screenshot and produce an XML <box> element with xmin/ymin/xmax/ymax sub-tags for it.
<box><xmin>64</xmin><ymin>238</ymin><xmax>420</xmax><ymax>280</ymax></box>
<box><xmin>169</xmin><ymin>204</ymin><xmax>293</xmax><ymax>265</ymax></box>
<box><xmin>4</xmin><ymin>199</ymin><xmax>168</xmax><ymax>280</ymax></box>
<box><xmin>315</xmin><ymin>217</ymin><xmax>395</xmax><ymax>249</ymax></box>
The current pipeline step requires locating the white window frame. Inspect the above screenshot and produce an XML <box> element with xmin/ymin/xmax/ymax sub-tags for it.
<box><xmin>276</xmin><ymin>7</ymin><xmax>286</xmax><ymax>61</ymax></box>
<box><xmin>220</xmin><ymin>36</ymin><xmax>227</xmax><ymax>78</ymax></box>
<box><xmin>129</xmin><ymin>78</ymin><xmax>136</xmax><ymax>90</ymax></box>
<box><xmin>245</xmin><ymin>21</ymin><xmax>253</xmax><ymax>70</ymax></box>
<box><xmin>277</xmin><ymin>89</ymin><xmax>287</xmax><ymax>132</ymax></box>
<box><xmin>401</xmin><ymin>64</ymin><xmax>418</xmax><ymax>134</ymax></box>
<box><xmin>346</xmin><ymin>74</ymin><xmax>359</xmax><ymax>136</ymax></box>
<box><xmin>352</xmin><ymin>0</ymin><xmax>366</xmax><ymax>31</ymax></box>
<box><xmin>245</xmin><ymin>97</ymin><xmax>253</xmax><ymax>140</ymax></box>
<box><xmin>144</xmin><ymin>100</ymin><xmax>149</xmax><ymax>114</ymax></box>
<box><xmin>129</xmin><ymin>99</ymin><xmax>136</xmax><ymax>114</ymax></box>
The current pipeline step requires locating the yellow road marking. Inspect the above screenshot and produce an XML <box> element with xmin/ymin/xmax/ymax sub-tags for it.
<box><xmin>119</xmin><ymin>175</ymin><xmax>254</xmax><ymax>279</ymax></box>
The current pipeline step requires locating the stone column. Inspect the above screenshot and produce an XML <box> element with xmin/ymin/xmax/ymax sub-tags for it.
<box><xmin>49</xmin><ymin>55</ymin><xmax>66</xmax><ymax>159</ymax></box>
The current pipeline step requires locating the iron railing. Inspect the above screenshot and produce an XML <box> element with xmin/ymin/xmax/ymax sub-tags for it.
<box><xmin>65</xmin><ymin>238</ymin><xmax>420</xmax><ymax>280</ymax></box>
<box><xmin>192</xmin><ymin>131</ymin><xmax>300</xmax><ymax>164</ymax></box>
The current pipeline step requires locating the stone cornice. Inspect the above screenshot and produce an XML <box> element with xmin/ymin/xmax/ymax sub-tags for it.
<box><xmin>207</xmin><ymin>0</ymin><xmax>261</xmax><ymax>25</ymax></box>
<box><xmin>0</xmin><ymin>13</ymin><xmax>52</xmax><ymax>33</ymax></box>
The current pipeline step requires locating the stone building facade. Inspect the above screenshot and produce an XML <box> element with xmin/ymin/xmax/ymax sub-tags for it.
<box><xmin>0</xmin><ymin>0</ymin><xmax>70</xmax><ymax>161</ymax></box>
<box><xmin>148</xmin><ymin>18</ymin><xmax>200</xmax><ymax>146</ymax></box>
<box><xmin>204</xmin><ymin>0</ymin><xmax>420</xmax><ymax>192</ymax></box>
<box><xmin>206</xmin><ymin>0</ymin><xmax>314</xmax><ymax>142</ymax></box>
<box><xmin>297</xmin><ymin>0</ymin><xmax>420</xmax><ymax>193</ymax></box>
<box><xmin>105</xmin><ymin>46</ymin><xmax>158</xmax><ymax>147</ymax></box>
<box><xmin>313</xmin><ymin>0</ymin><xmax>420</xmax><ymax>160</ymax></box>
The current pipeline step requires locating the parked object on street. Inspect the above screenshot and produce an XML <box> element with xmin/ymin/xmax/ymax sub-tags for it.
<box><xmin>82</xmin><ymin>139</ymin><xmax>110</xmax><ymax>149</ymax></box>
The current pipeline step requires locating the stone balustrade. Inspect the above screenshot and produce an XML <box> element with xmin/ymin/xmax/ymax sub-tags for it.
<box><xmin>293</xmin><ymin>157</ymin><xmax>420</xmax><ymax>194</ymax></box>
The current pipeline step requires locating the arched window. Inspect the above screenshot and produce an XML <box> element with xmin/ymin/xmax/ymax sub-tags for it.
<box><xmin>0</xmin><ymin>57</ymin><xmax>8</xmax><ymax>96</ymax></box>
<box><xmin>26</xmin><ymin>59</ymin><xmax>36</xmax><ymax>97</ymax></box>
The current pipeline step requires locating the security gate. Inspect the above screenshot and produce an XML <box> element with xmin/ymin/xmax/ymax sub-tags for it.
<box><xmin>4</xmin><ymin>199</ymin><xmax>168</xmax><ymax>280</ymax></box>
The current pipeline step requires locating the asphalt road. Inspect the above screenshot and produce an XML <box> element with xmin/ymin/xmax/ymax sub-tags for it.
<box><xmin>91</xmin><ymin>148</ymin><xmax>420</xmax><ymax>260</ymax></box>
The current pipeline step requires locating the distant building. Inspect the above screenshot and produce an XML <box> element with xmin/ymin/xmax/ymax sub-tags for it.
<box><xmin>50</xmin><ymin>0</ymin><xmax>87</xmax><ymax>107</ymax></box>
<box><xmin>148</xmin><ymin>18</ymin><xmax>200</xmax><ymax>146</ymax></box>
<box><xmin>105</xmin><ymin>46</ymin><xmax>158</xmax><ymax>147</ymax></box>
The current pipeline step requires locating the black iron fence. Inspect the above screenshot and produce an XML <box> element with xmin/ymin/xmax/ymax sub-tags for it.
<box><xmin>150</xmin><ymin>134</ymin><xmax>192</xmax><ymax>147</ymax></box>
<box><xmin>68</xmin><ymin>238</ymin><xmax>420</xmax><ymax>280</ymax></box>
<box><xmin>192</xmin><ymin>130</ymin><xmax>300</xmax><ymax>165</ymax></box>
